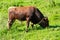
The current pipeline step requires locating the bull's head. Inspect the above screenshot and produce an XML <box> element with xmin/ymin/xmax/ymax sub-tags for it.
<box><xmin>39</xmin><ymin>17</ymin><xmax>49</xmax><ymax>28</ymax></box>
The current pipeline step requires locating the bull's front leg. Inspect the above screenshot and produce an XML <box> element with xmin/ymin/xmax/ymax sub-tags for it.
<box><xmin>26</xmin><ymin>17</ymin><xmax>30</xmax><ymax>32</ymax></box>
<box><xmin>31</xmin><ymin>23</ymin><xmax>34</xmax><ymax>28</ymax></box>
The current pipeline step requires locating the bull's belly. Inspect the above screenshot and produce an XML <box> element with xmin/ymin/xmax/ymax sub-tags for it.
<box><xmin>17</xmin><ymin>16</ymin><xmax>26</xmax><ymax>21</ymax></box>
<box><xmin>18</xmin><ymin>18</ymin><xmax>26</xmax><ymax>21</ymax></box>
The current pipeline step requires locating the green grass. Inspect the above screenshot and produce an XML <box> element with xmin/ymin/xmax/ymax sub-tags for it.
<box><xmin>0</xmin><ymin>0</ymin><xmax>60</xmax><ymax>40</ymax></box>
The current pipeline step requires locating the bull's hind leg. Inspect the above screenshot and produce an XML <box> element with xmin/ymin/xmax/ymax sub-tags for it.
<box><xmin>7</xmin><ymin>19</ymin><xmax>15</xmax><ymax>30</ymax></box>
<box><xmin>26</xmin><ymin>17</ymin><xmax>30</xmax><ymax>32</ymax></box>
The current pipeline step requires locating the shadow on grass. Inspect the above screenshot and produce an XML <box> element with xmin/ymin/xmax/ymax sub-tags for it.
<box><xmin>32</xmin><ymin>25</ymin><xmax>60</xmax><ymax>30</ymax></box>
<box><xmin>49</xmin><ymin>25</ymin><xmax>60</xmax><ymax>28</ymax></box>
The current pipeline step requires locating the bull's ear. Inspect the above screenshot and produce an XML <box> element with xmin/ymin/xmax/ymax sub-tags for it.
<box><xmin>43</xmin><ymin>17</ymin><xmax>48</xmax><ymax>21</ymax></box>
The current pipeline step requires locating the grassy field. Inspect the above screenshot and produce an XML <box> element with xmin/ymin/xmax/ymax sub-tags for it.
<box><xmin>0</xmin><ymin>0</ymin><xmax>60</xmax><ymax>40</ymax></box>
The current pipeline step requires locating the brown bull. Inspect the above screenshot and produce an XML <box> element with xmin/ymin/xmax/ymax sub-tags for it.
<box><xmin>8</xmin><ymin>6</ymin><xmax>49</xmax><ymax>32</ymax></box>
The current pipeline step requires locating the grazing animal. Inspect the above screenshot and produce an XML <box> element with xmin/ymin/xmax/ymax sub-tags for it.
<box><xmin>8</xmin><ymin>6</ymin><xmax>49</xmax><ymax>32</ymax></box>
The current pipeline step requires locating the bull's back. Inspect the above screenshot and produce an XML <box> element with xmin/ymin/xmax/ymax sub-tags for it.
<box><xmin>8</xmin><ymin>6</ymin><xmax>35</xmax><ymax>21</ymax></box>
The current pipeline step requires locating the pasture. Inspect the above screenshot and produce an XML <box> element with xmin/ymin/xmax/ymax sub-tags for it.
<box><xmin>0</xmin><ymin>0</ymin><xmax>60</xmax><ymax>40</ymax></box>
